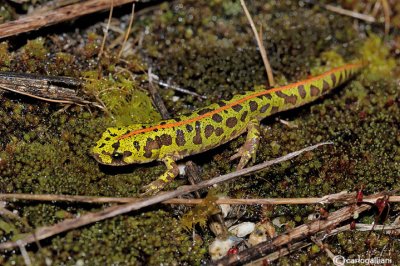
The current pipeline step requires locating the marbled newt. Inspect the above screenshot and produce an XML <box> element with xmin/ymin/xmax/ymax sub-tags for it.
<box><xmin>92</xmin><ymin>62</ymin><xmax>364</xmax><ymax>194</ymax></box>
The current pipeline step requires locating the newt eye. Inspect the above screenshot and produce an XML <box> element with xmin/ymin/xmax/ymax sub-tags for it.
<box><xmin>112</xmin><ymin>152</ymin><xmax>123</xmax><ymax>159</ymax></box>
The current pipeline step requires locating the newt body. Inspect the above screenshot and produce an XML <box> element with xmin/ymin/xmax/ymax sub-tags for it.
<box><xmin>92</xmin><ymin>62</ymin><xmax>364</xmax><ymax>194</ymax></box>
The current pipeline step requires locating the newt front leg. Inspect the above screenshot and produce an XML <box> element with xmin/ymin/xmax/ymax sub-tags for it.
<box><xmin>230</xmin><ymin>119</ymin><xmax>261</xmax><ymax>170</ymax></box>
<box><xmin>141</xmin><ymin>156</ymin><xmax>179</xmax><ymax>196</ymax></box>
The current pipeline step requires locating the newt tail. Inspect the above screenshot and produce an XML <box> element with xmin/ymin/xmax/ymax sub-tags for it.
<box><xmin>92</xmin><ymin>61</ymin><xmax>365</xmax><ymax>195</ymax></box>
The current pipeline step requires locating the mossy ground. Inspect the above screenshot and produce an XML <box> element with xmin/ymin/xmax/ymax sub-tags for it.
<box><xmin>0</xmin><ymin>0</ymin><xmax>399</xmax><ymax>265</ymax></box>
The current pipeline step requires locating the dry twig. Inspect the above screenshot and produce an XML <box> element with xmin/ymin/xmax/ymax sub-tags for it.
<box><xmin>148</xmin><ymin>73</ymin><xmax>206</xmax><ymax>99</ymax></box>
<box><xmin>240</xmin><ymin>0</ymin><xmax>275</xmax><ymax>87</ymax></box>
<box><xmin>0</xmin><ymin>142</ymin><xmax>331</xmax><ymax>250</ymax></box>
<box><xmin>98</xmin><ymin>0</ymin><xmax>114</xmax><ymax>62</ymax></box>
<box><xmin>380</xmin><ymin>0</ymin><xmax>391</xmax><ymax>34</ymax></box>
<box><xmin>0</xmin><ymin>71</ymin><xmax>98</xmax><ymax>106</ymax></box>
<box><xmin>2</xmin><ymin>191</ymin><xmax>399</xmax><ymax>205</ymax></box>
<box><xmin>324</xmin><ymin>4</ymin><xmax>376</xmax><ymax>23</ymax></box>
<box><xmin>0</xmin><ymin>0</ymin><xmax>138</xmax><ymax>39</ymax></box>
<box><xmin>118</xmin><ymin>3</ymin><xmax>136</xmax><ymax>59</ymax></box>
<box><xmin>148</xmin><ymin>68</ymin><xmax>171</xmax><ymax>119</ymax></box>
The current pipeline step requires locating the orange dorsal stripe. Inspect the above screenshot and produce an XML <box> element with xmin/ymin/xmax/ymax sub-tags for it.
<box><xmin>117</xmin><ymin>62</ymin><xmax>364</xmax><ymax>140</ymax></box>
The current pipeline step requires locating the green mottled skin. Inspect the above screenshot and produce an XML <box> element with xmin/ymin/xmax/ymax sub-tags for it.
<box><xmin>92</xmin><ymin>62</ymin><xmax>364</xmax><ymax>194</ymax></box>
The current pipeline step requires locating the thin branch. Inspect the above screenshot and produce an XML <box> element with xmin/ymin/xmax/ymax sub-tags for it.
<box><xmin>0</xmin><ymin>0</ymin><xmax>138</xmax><ymax>39</ymax></box>
<box><xmin>16</xmin><ymin>241</ymin><xmax>32</xmax><ymax>266</ymax></box>
<box><xmin>380</xmin><ymin>0</ymin><xmax>391</xmax><ymax>35</ymax></box>
<box><xmin>118</xmin><ymin>3</ymin><xmax>135</xmax><ymax>59</ymax></box>
<box><xmin>148</xmin><ymin>73</ymin><xmax>206</xmax><ymax>99</ymax></box>
<box><xmin>249</xmin><ymin>240</ymin><xmax>311</xmax><ymax>265</ymax></box>
<box><xmin>0</xmin><ymin>142</ymin><xmax>331</xmax><ymax>250</ymax></box>
<box><xmin>240</xmin><ymin>0</ymin><xmax>275</xmax><ymax>87</ymax></box>
<box><xmin>324</xmin><ymin>4</ymin><xmax>376</xmax><ymax>23</ymax></box>
<box><xmin>98</xmin><ymin>0</ymin><xmax>114</xmax><ymax>61</ymax></box>
<box><xmin>2</xmin><ymin>192</ymin><xmax>399</xmax><ymax>205</ymax></box>
<box><xmin>148</xmin><ymin>68</ymin><xmax>171</xmax><ymax>119</ymax></box>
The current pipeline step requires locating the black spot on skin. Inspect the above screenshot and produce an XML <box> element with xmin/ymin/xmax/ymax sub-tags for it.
<box><xmin>212</xmin><ymin>113</ymin><xmax>223</xmax><ymax>123</ymax></box>
<box><xmin>232</xmin><ymin>104</ymin><xmax>243</xmax><ymax>112</ymax></box>
<box><xmin>257</xmin><ymin>93</ymin><xmax>272</xmax><ymax>100</ymax></box>
<box><xmin>322</xmin><ymin>80</ymin><xmax>330</xmax><ymax>93</ymax></box>
<box><xmin>156</xmin><ymin>134</ymin><xmax>173</xmax><ymax>147</ymax></box>
<box><xmin>217</xmin><ymin>101</ymin><xmax>226</xmax><ymax>107</ymax></box>
<box><xmin>205</xmin><ymin>124</ymin><xmax>215</xmax><ymax>138</ymax></box>
<box><xmin>260</xmin><ymin>103</ymin><xmax>270</xmax><ymax>113</ymax></box>
<box><xmin>133</xmin><ymin>141</ymin><xmax>140</xmax><ymax>151</ymax></box>
<box><xmin>298</xmin><ymin>85</ymin><xmax>306</xmax><ymax>99</ymax></box>
<box><xmin>105</xmin><ymin>137</ymin><xmax>111</xmax><ymax>141</ymax></box>
<box><xmin>160</xmin><ymin>121</ymin><xmax>167</xmax><ymax>125</ymax></box>
<box><xmin>193</xmin><ymin>121</ymin><xmax>202</xmax><ymax>144</ymax></box>
<box><xmin>197</xmin><ymin>108</ymin><xmax>213</xmax><ymax>115</ymax></box>
<box><xmin>112</xmin><ymin>142</ymin><xmax>120</xmax><ymax>149</ymax></box>
<box><xmin>98</xmin><ymin>143</ymin><xmax>106</xmax><ymax>148</ymax></box>
<box><xmin>186</xmin><ymin>124</ymin><xmax>193</xmax><ymax>132</ymax></box>
<box><xmin>176</xmin><ymin>129</ymin><xmax>186</xmax><ymax>146</ymax></box>
<box><xmin>337</xmin><ymin>72</ymin><xmax>343</xmax><ymax>84</ymax></box>
<box><xmin>240</xmin><ymin>111</ymin><xmax>248</xmax><ymax>122</ymax></box>
<box><xmin>310</xmin><ymin>85</ymin><xmax>320</xmax><ymax>97</ymax></box>
<box><xmin>215</xmin><ymin>127</ymin><xmax>224</xmax><ymax>136</ymax></box>
<box><xmin>343</xmin><ymin>70</ymin><xmax>348</xmax><ymax>79</ymax></box>
<box><xmin>264</xmin><ymin>93</ymin><xmax>272</xmax><ymax>99</ymax></box>
<box><xmin>178</xmin><ymin>149</ymin><xmax>188</xmax><ymax>157</ymax></box>
<box><xmin>331</xmin><ymin>73</ymin><xmax>337</xmax><ymax>87</ymax></box>
<box><xmin>123</xmin><ymin>151</ymin><xmax>132</xmax><ymax>157</ymax></box>
<box><xmin>109</xmin><ymin>133</ymin><xmax>117</xmax><ymax>137</ymax></box>
<box><xmin>144</xmin><ymin>138</ymin><xmax>159</xmax><ymax>158</ymax></box>
<box><xmin>174</xmin><ymin>117</ymin><xmax>181</xmax><ymax>122</ymax></box>
<box><xmin>275</xmin><ymin>91</ymin><xmax>297</xmax><ymax>105</ymax></box>
<box><xmin>249</xmin><ymin>101</ymin><xmax>258</xmax><ymax>112</ymax></box>
<box><xmin>271</xmin><ymin>106</ymin><xmax>279</xmax><ymax>113</ymax></box>
<box><xmin>231</xmin><ymin>129</ymin><xmax>237</xmax><ymax>137</ymax></box>
<box><xmin>226</xmin><ymin>117</ymin><xmax>238</xmax><ymax>128</ymax></box>
<box><xmin>154</xmin><ymin>129</ymin><xmax>159</xmax><ymax>132</ymax></box>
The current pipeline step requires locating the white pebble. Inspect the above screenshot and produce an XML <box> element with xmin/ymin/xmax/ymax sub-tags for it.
<box><xmin>209</xmin><ymin>237</ymin><xmax>235</xmax><ymax>260</ymax></box>
<box><xmin>248</xmin><ymin>222</ymin><xmax>276</xmax><ymax>247</ymax></box>
<box><xmin>218</xmin><ymin>196</ymin><xmax>231</xmax><ymax>218</ymax></box>
<box><xmin>172</xmin><ymin>96</ymin><xmax>180</xmax><ymax>102</ymax></box>
<box><xmin>272</xmin><ymin>217</ymin><xmax>286</xmax><ymax>228</ymax></box>
<box><xmin>177</xmin><ymin>163</ymin><xmax>186</xmax><ymax>176</ymax></box>
<box><xmin>228</xmin><ymin>222</ymin><xmax>255</xmax><ymax>237</ymax></box>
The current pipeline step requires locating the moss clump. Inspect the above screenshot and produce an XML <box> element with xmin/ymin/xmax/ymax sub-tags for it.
<box><xmin>83</xmin><ymin>71</ymin><xmax>161</xmax><ymax>126</ymax></box>
<box><xmin>358</xmin><ymin>33</ymin><xmax>396</xmax><ymax>81</ymax></box>
<box><xmin>181</xmin><ymin>191</ymin><xmax>220</xmax><ymax>230</ymax></box>
<box><xmin>18</xmin><ymin>38</ymin><xmax>49</xmax><ymax>73</ymax></box>
<box><xmin>0</xmin><ymin>3</ymin><xmax>14</xmax><ymax>23</ymax></box>
<box><xmin>6</xmin><ymin>211</ymin><xmax>206</xmax><ymax>266</ymax></box>
<box><xmin>0</xmin><ymin>42</ymin><xmax>11</xmax><ymax>70</ymax></box>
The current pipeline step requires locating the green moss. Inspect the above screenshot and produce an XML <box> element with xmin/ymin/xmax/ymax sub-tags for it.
<box><xmin>0</xmin><ymin>3</ymin><xmax>14</xmax><ymax>23</ymax></box>
<box><xmin>1</xmin><ymin>0</ymin><xmax>399</xmax><ymax>264</ymax></box>
<box><xmin>6</xmin><ymin>211</ymin><xmax>205</xmax><ymax>265</ymax></box>
<box><xmin>0</xmin><ymin>42</ymin><xmax>11</xmax><ymax>70</ymax></box>
<box><xmin>358</xmin><ymin>33</ymin><xmax>396</xmax><ymax>81</ymax></box>
<box><xmin>181</xmin><ymin>191</ymin><xmax>220</xmax><ymax>230</ymax></box>
<box><xmin>83</xmin><ymin>71</ymin><xmax>161</xmax><ymax>125</ymax></box>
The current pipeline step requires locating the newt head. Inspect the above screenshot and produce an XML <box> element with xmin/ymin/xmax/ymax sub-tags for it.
<box><xmin>92</xmin><ymin>125</ymin><xmax>159</xmax><ymax>166</ymax></box>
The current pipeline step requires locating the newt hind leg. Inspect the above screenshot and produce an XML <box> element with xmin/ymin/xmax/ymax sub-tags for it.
<box><xmin>141</xmin><ymin>156</ymin><xmax>179</xmax><ymax>196</ymax></box>
<box><xmin>230</xmin><ymin>119</ymin><xmax>261</xmax><ymax>170</ymax></box>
